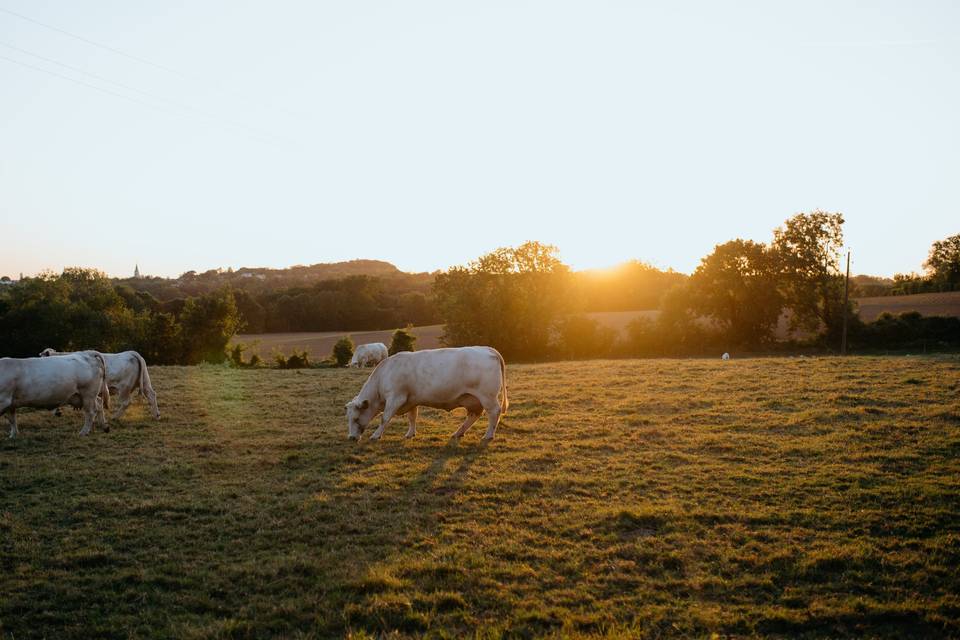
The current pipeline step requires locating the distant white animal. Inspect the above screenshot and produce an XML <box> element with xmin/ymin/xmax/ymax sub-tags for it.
<box><xmin>346</xmin><ymin>346</ymin><xmax>508</xmax><ymax>441</ymax></box>
<box><xmin>722</xmin><ymin>352</ymin><xmax>730</xmax><ymax>360</ymax></box>
<box><xmin>0</xmin><ymin>351</ymin><xmax>110</xmax><ymax>438</ymax></box>
<box><xmin>349</xmin><ymin>342</ymin><xmax>389</xmax><ymax>368</ymax></box>
<box><xmin>40</xmin><ymin>349</ymin><xmax>160</xmax><ymax>420</ymax></box>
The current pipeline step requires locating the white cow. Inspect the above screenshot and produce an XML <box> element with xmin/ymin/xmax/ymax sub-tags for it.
<box><xmin>40</xmin><ymin>348</ymin><xmax>160</xmax><ymax>420</ymax></box>
<box><xmin>345</xmin><ymin>346</ymin><xmax>508</xmax><ymax>441</ymax></box>
<box><xmin>0</xmin><ymin>351</ymin><xmax>110</xmax><ymax>438</ymax></box>
<box><xmin>349</xmin><ymin>342</ymin><xmax>389</xmax><ymax>368</ymax></box>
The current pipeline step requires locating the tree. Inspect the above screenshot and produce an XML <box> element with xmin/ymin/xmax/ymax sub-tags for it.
<box><xmin>388</xmin><ymin>327</ymin><xmax>416</xmax><ymax>355</ymax></box>
<box><xmin>434</xmin><ymin>241</ymin><xmax>572</xmax><ymax>359</ymax></box>
<box><xmin>178</xmin><ymin>289</ymin><xmax>241</xmax><ymax>364</ymax></box>
<box><xmin>688</xmin><ymin>240</ymin><xmax>783</xmax><ymax>346</ymax></box>
<box><xmin>772</xmin><ymin>211</ymin><xmax>846</xmax><ymax>334</ymax></box>
<box><xmin>924</xmin><ymin>233</ymin><xmax>960</xmax><ymax>288</ymax></box>
<box><xmin>332</xmin><ymin>336</ymin><xmax>354</xmax><ymax>367</ymax></box>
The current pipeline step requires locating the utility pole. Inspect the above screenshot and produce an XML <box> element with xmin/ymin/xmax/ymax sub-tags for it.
<box><xmin>841</xmin><ymin>250</ymin><xmax>850</xmax><ymax>355</ymax></box>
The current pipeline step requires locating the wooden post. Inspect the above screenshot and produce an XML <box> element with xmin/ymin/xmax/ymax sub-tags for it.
<box><xmin>841</xmin><ymin>250</ymin><xmax>850</xmax><ymax>355</ymax></box>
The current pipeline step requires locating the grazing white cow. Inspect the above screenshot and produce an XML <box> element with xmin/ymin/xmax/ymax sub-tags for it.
<box><xmin>0</xmin><ymin>351</ymin><xmax>110</xmax><ymax>438</ymax></box>
<box><xmin>349</xmin><ymin>342</ymin><xmax>389</xmax><ymax>368</ymax></box>
<box><xmin>722</xmin><ymin>352</ymin><xmax>730</xmax><ymax>361</ymax></box>
<box><xmin>345</xmin><ymin>346</ymin><xmax>508</xmax><ymax>441</ymax></box>
<box><xmin>40</xmin><ymin>348</ymin><xmax>160</xmax><ymax>420</ymax></box>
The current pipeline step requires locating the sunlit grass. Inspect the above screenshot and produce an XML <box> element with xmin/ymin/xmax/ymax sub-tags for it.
<box><xmin>2</xmin><ymin>356</ymin><xmax>959</xmax><ymax>638</ymax></box>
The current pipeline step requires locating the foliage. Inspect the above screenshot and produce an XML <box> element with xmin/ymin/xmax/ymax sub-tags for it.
<box><xmin>574</xmin><ymin>260</ymin><xmax>687</xmax><ymax>311</ymax></box>
<box><xmin>772</xmin><ymin>210</ymin><xmax>846</xmax><ymax>334</ymax></box>
<box><xmin>850</xmin><ymin>311</ymin><xmax>960</xmax><ymax>350</ymax></box>
<box><xmin>0</xmin><ymin>269</ymin><xmax>240</xmax><ymax>363</ymax></box>
<box><xmin>434</xmin><ymin>241</ymin><xmax>572</xmax><ymax>359</ymax></box>
<box><xmin>2</xmin><ymin>358</ymin><xmax>958</xmax><ymax>637</ymax></box>
<box><xmin>924</xmin><ymin>233</ymin><xmax>960</xmax><ymax>286</ymax></box>
<box><xmin>388</xmin><ymin>327</ymin><xmax>417</xmax><ymax>355</ymax></box>
<box><xmin>332</xmin><ymin>336</ymin><xmax>354</xmax><ymax>367</ymax></box>
<box><xmin>274</xmin><ymin>348</ymin><xmax>310</xmax><ymax>369</ymax></box>
<box><xmin>553</xmin><ymin>314</ymin><xmax>616</xmax><ymax>359</ymax></box>
<box><xmin>687</xmin><ymin>239</ymin><xmax>783</xmax><ymax>346</ymax></box>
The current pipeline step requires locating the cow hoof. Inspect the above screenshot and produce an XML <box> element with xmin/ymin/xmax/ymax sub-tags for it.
<box><xmin>78</xmin><ymin>430</ymin><xmax>90</xmax><ymax>436</ymax></box>
<box><xmin>369</xmin><ymin>434</ymin><xmax>381</xmax><ymax>442</ymax></box>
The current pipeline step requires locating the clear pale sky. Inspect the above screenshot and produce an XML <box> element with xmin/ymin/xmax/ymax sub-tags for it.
<box><xmin>1</xmin><ymin>1</ymin><xmax>957</xmax><ymax>279</ymax></box>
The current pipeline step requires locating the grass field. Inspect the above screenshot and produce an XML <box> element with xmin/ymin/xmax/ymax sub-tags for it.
<box><xmin>2</xmin><ymin>356</ymin><xmax>959</xmax><ymax>638</ymax></box>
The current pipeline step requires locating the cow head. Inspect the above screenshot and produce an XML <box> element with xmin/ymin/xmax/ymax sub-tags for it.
<box><xmin>39</xmin><ymin>348</ymin><xmax>58</xmax><ymax>357</ymax></box>
<box><xmin>345</xmin><ymin>397</ymin><xmax>375</xmax><ymax>440</ymax></box>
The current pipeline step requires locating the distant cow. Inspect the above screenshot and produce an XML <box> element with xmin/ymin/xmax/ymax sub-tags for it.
<box><xmin>0</xmin><ymin>352</ymin><xmax>110</xmax><ymax>438</ymax></box>
<box><xmin>345</xmin><ymin>346</ymin><xmax>508</xmax><ymax>441</ymax></box>
<box><xmin>349</xmin><ymin>342</ymin><xmax>389</xmax><ymax>368</ymax></box>
<box><xmin>40</xmin><ymin>349</ymin><xmax>160</xmax><ymax>420</ymax></box>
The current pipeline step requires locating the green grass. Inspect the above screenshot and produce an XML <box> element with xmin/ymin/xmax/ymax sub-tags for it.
<box><xmin>2</xmin><ymin>356</ymin><xmax>959</xmax><ymax>638</ymax></box>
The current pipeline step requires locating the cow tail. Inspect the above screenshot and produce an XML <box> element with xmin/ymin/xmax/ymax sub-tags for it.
<box><xmin>134</xmin><ymin>352</ymin><xmax>153</xmax><ymax>398</ymax></box>
<box><xmin>94</xmin><ymin>352</ymin><xmax>110</xmax><ymax>411</ymax></box>
<box><xmin>497</xmin><ymin>349</ymin><xmax>508</xmax><ymax>415</ymax></box>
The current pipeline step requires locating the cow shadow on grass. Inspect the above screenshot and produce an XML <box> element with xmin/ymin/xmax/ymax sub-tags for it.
<box><xmin>321</xmin><ymin>433</ymin><xmax>494</xmax><ymax>635</ymax></box>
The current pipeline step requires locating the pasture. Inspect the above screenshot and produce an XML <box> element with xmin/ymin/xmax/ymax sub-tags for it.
<box><xmin>2</xmin><ymin>356</ymin><xmax>959</xmax><ymax>638</ymax></box>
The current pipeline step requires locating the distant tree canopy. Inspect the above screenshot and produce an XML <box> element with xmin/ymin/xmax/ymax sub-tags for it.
<box><xmin>0</xmin><ymin>269</ymin><xmax>239</xmax><ymax>364</ymax></box>
<box><xmin>924</xmin><ymin>233</ymin><xmax>960</xmax><ymax>287</ymax></box>
<box><xmin>434</xmin><ymin>242</ymin><xmax>573</xmax><ymax>360</ymax></box>
<box><xmin>574</xmin><ymin>260</ymin><xmax>687</xmax><ymax>311</ymax></box>
<box><xmin>889</xmin><ymin>233</ymin><xmax>960</xmax><ymax>294</ymax></box>
<box><xmin>688</xmin><ymin>239</ymin><xmax>783</xmax><ymax>346</ymax></box>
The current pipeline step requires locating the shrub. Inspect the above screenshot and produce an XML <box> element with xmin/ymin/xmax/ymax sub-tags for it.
<box><xmin>389</xmin><ymin>327</ymin><xmax>417</xmax><ymax>355</ymax></box>
<box><xmin>274</xmin><ymin>349</ymin><xmax>310</xmax><ymax>369</ymax></box>
<box><xmin>332</xmin><ymin>337</ymin><xmax>354</xmax><ymax>367</ymax></box>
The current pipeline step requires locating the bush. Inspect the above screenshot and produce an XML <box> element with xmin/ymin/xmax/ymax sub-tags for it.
<box><xmin>389</xmin><ymin>327</ymin><xmax>417</xmax><ymax>355</ymax></box>
<box><xmin>332</xmin><ymin>337</ymin><xmax>354</xmax><ymax>367</ymax></box>
<box><xmin>274</xmin><ymin>349</ymin><xmax>310</xmax><ymax>369</ymax></box>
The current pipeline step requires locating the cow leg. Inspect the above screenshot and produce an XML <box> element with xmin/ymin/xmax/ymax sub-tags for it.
<box><xmin>112</xmin><ymin>390</ymin><xmax>133</xmax><ymax>420</ymax></box>
<box><xmin>6</xmin><ymin>409</ymin><xmax>17</xmax><ymax>439</ymax></box>
<box><xmin>451</xmin><ymin>410</ymin><xmax>481</xmax><ymax>438</ymax></box>
<box><xmin>481</xmin><ymin>401</ymin><xmax>503</xmax><ymax>440</ymax></box>
<box><xmin>370</xmin><ymin>396</ymin><xmax>404</xmax><ymax>441</ymax></box>
<box><xmin>79</xmin><ymin>401</ymin><xmax>96</xmax><ymax>436</ymax></box>
<box><xmin>404</xmin><ymin>406</ymin><xmax>419</xmax><ymax>439</ymax></box>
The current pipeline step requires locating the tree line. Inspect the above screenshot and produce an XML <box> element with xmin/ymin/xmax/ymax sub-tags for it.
<box><xmin>434</xmin><ymin>215</ymin><xmax>960</xmax><ymax>359</ymax></box>
<box><xmin>2</xmin><ymin>219</ymin><xmax>955</xmax><ymax>364</ymax></box>
<box><xmin>0</xmin><ymin>269</ymin><xmax>239</xmax><ymax>364</ymax></box>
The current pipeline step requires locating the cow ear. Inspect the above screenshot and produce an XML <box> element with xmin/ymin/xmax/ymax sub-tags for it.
<box><xmin>358</xmin><ymin>399</ymin><xmax>369</xmax><ymax>410</ymax></box>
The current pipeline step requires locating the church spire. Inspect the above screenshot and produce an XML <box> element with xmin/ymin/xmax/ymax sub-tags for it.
<box><xmin>134</xmin><ymin>264</ymin><xmax>141</xmax><ymax>279</ymax></box>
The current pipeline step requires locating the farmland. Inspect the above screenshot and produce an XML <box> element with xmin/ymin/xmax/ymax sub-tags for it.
<box><xmin>2</xmin><ymin>356</ymin><xmax>959</xmax><ymax>638</ymax></box>
<box><xmin>235</xmin><ymin>292</ymin><xmax>960</xmax><ymax>361</ymax></box>
<box><xmin>235</xmin><ymin>311</ymin><xmax>660</xmax><ymax>361</ymax></box>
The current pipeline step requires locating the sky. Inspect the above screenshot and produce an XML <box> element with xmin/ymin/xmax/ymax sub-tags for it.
<box><xmin>0</xmin><ymin>1</ymin><xmax>957</xmax><ymax>279</ymax></box>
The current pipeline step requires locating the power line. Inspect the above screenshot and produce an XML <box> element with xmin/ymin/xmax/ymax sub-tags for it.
<box><xmin>0</xmin><ymin>53</ymin><xmax>293</xmax><ymax>146</ymax></box>
<box><xmin>0</xmin><ymin>6</ymin><xmax>310</xmax><ymax>120</ymax></box>
<box><xmin>0</xmin><ymin>40</ymin><xmax>294</xmax><ymax>143</ymax></box>
<box><xmin>0</xmin><ymin>6</ymin><xmax>185</xmax><ymax>76</ymax></box>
